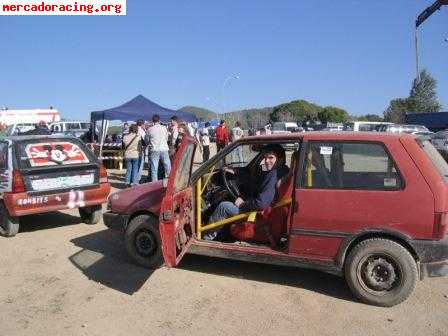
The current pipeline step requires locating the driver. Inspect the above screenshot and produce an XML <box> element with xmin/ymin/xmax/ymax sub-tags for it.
<box><xmin>204</xmin><ymin>144</ymin><xmax>289</xmax><ymax>241</ymax></box>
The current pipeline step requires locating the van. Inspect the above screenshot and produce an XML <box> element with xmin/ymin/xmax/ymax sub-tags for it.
<box><xmin>49</xmin><ymin>121</ymin><xmax>91</xmax><ymax>138</ymax></box>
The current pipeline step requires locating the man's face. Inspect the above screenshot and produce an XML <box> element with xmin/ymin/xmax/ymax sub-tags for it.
<box><xmin>171</xmin><ymin>119</ymin><xmax>177</xmax><ymax>127</ymax></box>
<box><xmin>264</xmin><ymin>153</ymin><xmax>277</xmax><ymax>171</ymax></box>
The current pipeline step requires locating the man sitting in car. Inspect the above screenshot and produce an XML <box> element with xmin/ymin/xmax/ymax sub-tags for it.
<box><xmin>204</xmin><ymin>144</ymin><xmax>289</xmax><ymax>241</ymax></box>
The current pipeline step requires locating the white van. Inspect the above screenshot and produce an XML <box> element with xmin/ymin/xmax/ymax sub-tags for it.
<box><xmin>271</xmin><ymin>122</ymin><xmax>301</xmax><ymax>134</ymax></box>
<box><xmin>49</xmin><ymin>121</ymin><xmax>91</xmax><ymax>137</ymax></box>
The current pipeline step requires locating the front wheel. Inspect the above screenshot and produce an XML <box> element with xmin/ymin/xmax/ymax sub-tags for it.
<box><xmin>344</xmin><ymin>238</ymin><xmax>418</xmax><ymax>307</ymax></box>
<box><xmin>79</xmin><ymin>205</ymin><xmax>102</xmax><ymax>224</ymax></box>
<box><xmin>125</xmin><ymin>215</ymin><xmax>163</xmax><ymax>269</ymax></box>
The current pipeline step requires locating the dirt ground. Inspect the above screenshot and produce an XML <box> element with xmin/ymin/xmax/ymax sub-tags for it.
<box><xmin>1</xmin><ymin>167</ymin><xmax>448</xmax><ymax>336</ymax></box>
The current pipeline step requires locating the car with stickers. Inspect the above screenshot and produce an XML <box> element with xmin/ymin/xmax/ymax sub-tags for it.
<box><xmin>104</xmin><ymin>132</ymin><xmax>448</xmax><ymax>307</ymax></box>
<box><xmin>0</xmin><ymin>135</ymin><xmax>111</xmax><ymax>237</ymax></box>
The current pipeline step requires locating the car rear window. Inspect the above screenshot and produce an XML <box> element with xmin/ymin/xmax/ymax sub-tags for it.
<box><xmin>16</xmin><ymin>138</ymin><xmax>95</xmax><ymax>169</ymax></box>
<box><xmin>419</xmin><ymin>139</ymin><xmax>448</xmax><ymax>183</ymax></box>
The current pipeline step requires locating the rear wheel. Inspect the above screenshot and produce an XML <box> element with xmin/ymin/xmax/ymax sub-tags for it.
<box><xmin>79</xmin><ymin>205</ymin><xmax>102</xmax><ymax>224</ymax></box>
<box><xmin>125</xmin><ymin>215</ymin><xmax>163</xmax><ymax>269</ymax></box>
<box><xmin>344</xmin><ymin>238</ymin><xmax>418</xmax><ymax>307</ymax></box>
<box><xmin>0</xmin><ymin>203</ymin><xmax>20</xmax><ymax>237</ymax></box>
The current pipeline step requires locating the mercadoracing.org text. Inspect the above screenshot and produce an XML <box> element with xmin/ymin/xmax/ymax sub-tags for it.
<box><xmin>0</xmin><ymin>0</ymin><xmax>126</xmax><ymax>15</ymax></box>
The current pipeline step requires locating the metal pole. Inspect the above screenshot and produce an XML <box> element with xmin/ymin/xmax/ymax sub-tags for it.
<box><xmin>415</xmin><ymin>27</ymin><xmax>421</xmax><ymax>83</ymax></box>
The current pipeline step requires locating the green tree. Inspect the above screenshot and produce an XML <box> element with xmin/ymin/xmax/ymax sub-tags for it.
<box><xmin>384</xmin><ymin>98</ymin><xmax>410</xmax><ymax>123</ymax></box>
<box><xmin>383</xmin><ymin>70</ymin><xmax>442</xmax><ymax>122</ymax></box>
<box><xmin>317</xmin><ymin>106</ymin><xmax>349</xmax><ymax>123</ymax></box>
<box><xmin>407</xmin><ymin>69</ymin><xmax>442</xmax><ymax>113</ymax></box>
<box><xmin>357</xmin><ymin>114</ymin><xmax>383</xmax><ymax>122</ymax></box>
<box><xmin>270</xmin><ymin>99</ymin><xmax>321</xmax><ymax>123</ymax></box>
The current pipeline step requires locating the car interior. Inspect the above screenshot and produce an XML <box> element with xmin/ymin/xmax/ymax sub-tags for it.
<box><xmin>195</xmin><ymin>142</ymin><xmax>299</xmax><ymax>249</ymax></box>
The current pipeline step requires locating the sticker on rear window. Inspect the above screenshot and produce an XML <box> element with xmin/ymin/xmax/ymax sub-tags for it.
<box><xmin>24</xmin><ymin>142</ymin><xmax>89</xmax><ymax>167</ymax></box>
<box><xmin>320</xmin><ymin>146</ymin><xmax>333</xmax><ymax>155</ymax></box>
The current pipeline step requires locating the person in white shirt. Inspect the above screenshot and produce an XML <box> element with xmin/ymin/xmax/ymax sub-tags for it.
<box><xmin>147</xmin><ymin>114</ymin><xmax>171</xmax><ymax>181</ymax></box>
<box><xmin>231</xmin><ymin>121</ymin><xmax>244</xmax><ymax>163</ymax></box>
<box><xmin>200</xmin><ymin>122</ymin><xmax>211</xmax><ymax>162</ymax></box>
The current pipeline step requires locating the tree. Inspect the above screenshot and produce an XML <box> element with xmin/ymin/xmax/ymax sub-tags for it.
<box><xmin>384</xmin><ymin>98</ymin><xmax>411</xmax><ymax>123</ymax></box>
<box><xmin>357</xmin><ymin>114</ymin><xmax>383</xmax><ymax>122</ymax></box>
<box><xmin>383</xmin><ymin>70</ymin><xmax>442</xmax><ymax>122</ymax></box>
<box><xmin>407</xmin><ymin>69</ymin><xmax>442</xmax><ymax>113</ymax></box>
<box><xmin>270</xmin><ymin>99</ymin><xmax>321</xmax><ymax>123</ymax></box>
<box><xmin>317</xmin><ymin>106</ymin><xmax>349</xmax><ymax>123</ymax></box>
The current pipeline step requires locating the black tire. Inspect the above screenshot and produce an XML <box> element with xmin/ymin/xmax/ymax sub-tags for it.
<box><xmin>79</xmin><ymin>205</ymin><xmax>102</xmax><ymax>225</ymax></box>
<box><xmin>344</xmin><ymin>238</ymin><xmax>418</xmax><ymax>307</ymax></box>
<box><xmin>125</xmin><ymin>214</ymin><xmax>163</xmax><ymax>269</ymax></box>
<box><xmin>0</xmin><ymin>203</ymin><xmax>20</xmax><ymax>237</ymax></box>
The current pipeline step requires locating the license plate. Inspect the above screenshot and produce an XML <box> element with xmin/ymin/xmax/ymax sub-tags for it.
<box><xmin>30</xmin><ymin>174</ymin><xmax>94</xmax><ymax>191</ymax></box>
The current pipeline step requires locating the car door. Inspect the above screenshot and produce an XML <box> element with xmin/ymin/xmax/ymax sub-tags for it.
<box><xmin>288</xmin><ymin>139</ymin><xmax>434</xmax><ymax>261</ymax></box>
<box><xmin>159</xmin><ymin>136</ymin><xmax>196</xmax><ymax>267</ymax></box>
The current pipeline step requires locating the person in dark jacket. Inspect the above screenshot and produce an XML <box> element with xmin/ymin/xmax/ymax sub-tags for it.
<box><xmin>204</xmin><ymin>144</ymin><xmax>289</xmax><ymax>240</ymax></box>
<box><xmin>22</xmin><ymin>121</ymin><xmax>52</xmax><ymax>136</ymax></box>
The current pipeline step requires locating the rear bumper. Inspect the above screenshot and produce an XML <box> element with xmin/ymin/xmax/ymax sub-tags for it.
<box><xmin>3</xmin><ymin>183</ymin><xmax>111</xmax><ymax>217</ymax></box>
<box><xmin>411</xmin><ymin>235</ymin><xmax>448</xmax><ymax>279</ymax></box>
<box><xmin>103</xmin><ymin>211</ymin><xmax>128</xmax><ymax>232</ymax></box>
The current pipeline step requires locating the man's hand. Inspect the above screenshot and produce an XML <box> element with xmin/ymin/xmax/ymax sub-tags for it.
<box><xmin>234</xmin><ymin>197</ymin><xmax>244</xmax><ymax>207</ymax></box>
<box><xmin>224</xmin><ymin>167</ymin><xmax>235</xmax><ymax>174</ymax></box>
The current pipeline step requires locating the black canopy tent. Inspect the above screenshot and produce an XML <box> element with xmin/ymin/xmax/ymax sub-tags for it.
<box><xmin>90</xmin><ymin>94</ymin><xmax>196</xmax><ymax>158</ymax></box>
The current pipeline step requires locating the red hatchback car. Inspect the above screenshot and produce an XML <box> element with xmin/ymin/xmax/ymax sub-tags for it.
<box><xmin>0</xmin><ymin>135</ymin><xmax>111</xmax><ymax>237</ymax></box>
<box><xmin>104</xmin><ymin>132</ymin><xmax>448</xmax><ymax>306</ymax></box>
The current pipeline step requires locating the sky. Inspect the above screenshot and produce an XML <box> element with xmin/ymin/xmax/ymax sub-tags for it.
<box><xmin>1</xmin><ymin>1</ymin><xmax>447</xmax><ymax>120</ymax></box>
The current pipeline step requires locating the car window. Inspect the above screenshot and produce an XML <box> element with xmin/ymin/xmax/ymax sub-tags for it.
<box><xmin>67</xmin><ymin>123</ymin><xmax>81</xmax><ymax>130</ymax></box>
<box><xmin>173</xmin><ymin>143</ymin><xmax>195</xmax><ymax>193</ymax></box>
<box><xmin>418</xmin><ymin>139</ymin><xmax>448</xmax><ymax>183</ymax></box>
<box><xmin>16</xmin><ymin>139</ymin><xmax>95</xmax><ymax>169</ymax></box>
<box><xmin>301</xmin><ymin>141</ymin><xmax>402</xmax><ymax>190</ymax></box>
<box><xmin>220</xmin><ymin>144</ymin><xmax>259</xmax><ymax>167</ymax></box>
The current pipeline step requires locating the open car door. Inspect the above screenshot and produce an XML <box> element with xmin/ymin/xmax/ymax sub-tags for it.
<box><xmin>159</xmin><ymin>136</ymin><xmax>196</xmax><ymax>267</ymax></box>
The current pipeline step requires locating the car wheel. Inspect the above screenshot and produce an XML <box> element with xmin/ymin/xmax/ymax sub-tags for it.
<box><xmin>125</xmin><ymin>214</ymin><xmax>163</xmax><ymax>269</ymax></box>
<box><xmin>344</xmin><ymin>238</ymin><xmax>418</xmax><ymax>307</ymax></box>
<box><xmin>0</xmin><ymin>203</ymin><xmax>20</xmax><ymax>237</ymax></box>
<box><xmin>79</xmin><ymin>205</ymin><xmax>102</xmax><ymax>225</ymax></box>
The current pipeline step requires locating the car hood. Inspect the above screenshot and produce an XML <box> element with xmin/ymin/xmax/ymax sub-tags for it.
<box><xmin>109</xmin><ymin>180</ymin><xmax>166</xmax><ymax>216</ymax></box>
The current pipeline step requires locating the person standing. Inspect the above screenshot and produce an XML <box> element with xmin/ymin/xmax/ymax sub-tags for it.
<box><xmin>147</xmin><ymin>114</ymin><xmax>171</xmax><ymax>182</ymax></box>
<box><xmin>123</xmin><ymin>124</ymin><xmax>141</xmax><ymax>186</ymax></box>
<box><xmin>215</xmin><ymin>120</ymin><xmax>229</xmax><ymax>152</ymax></box>
<box><xmin>231</xmin><ymin>121</ymin><xmax>244</xmax><ymax>163</ymax></box>
<box><xmin>200</xmin><ymin>122</ymin><xmax>211</xmax><ymax>162</ymax></box>
<box><xmin>135</xmin><ymin>119</ymin><xmax>147</xmax><ymax>183</ymax></box>
<box><xmin>168</xmin><ymin>116</ymin><xmax>179</xmax><ymax>159</ymax></box>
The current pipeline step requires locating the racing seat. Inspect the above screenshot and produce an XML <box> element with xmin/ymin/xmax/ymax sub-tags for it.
<box><xmin>230</xmin><ymin>152</ymin><xmax>298</xmax><ymax>247</ymax></box>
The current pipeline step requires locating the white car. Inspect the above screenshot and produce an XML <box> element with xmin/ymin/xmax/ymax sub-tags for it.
<box><xmin>271</xmin><ymin>122</ymin><xmax>301</xmax><ymax>134</ymax></box>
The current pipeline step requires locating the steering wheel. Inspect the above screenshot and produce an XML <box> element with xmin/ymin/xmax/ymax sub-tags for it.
<box><xmin>222</xmin><ymin>168</ymin><xmax>241</xmax><ymax>199</ymax></box>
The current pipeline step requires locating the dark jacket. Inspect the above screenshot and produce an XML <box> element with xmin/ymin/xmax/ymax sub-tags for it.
<box><xmin>239</xmin><ymin>164</ymin><xmax>289</xmax><ymax>212</ymax></box>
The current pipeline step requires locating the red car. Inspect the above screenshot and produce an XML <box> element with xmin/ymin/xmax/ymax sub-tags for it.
<box><xmin>0</xmin><ymin>135</ymin><xmax>111</xmax><ymax>237</ymax></box>
<box><xmin>104</xmin><ymin>132</ymin><xmax>448</xmax><ymax>306</ymax></box>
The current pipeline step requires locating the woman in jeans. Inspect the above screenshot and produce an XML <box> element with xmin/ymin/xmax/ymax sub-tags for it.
<box><xmin>123</xmin><ymin>124</ymin><xmax>141</xmax><ymax>186</ymax></box>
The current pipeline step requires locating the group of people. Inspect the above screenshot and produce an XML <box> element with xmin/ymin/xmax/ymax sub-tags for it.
<box><xmin>122</xmin><ymin>117</ymin><xmax>246</xmax><ymax>187</ymax></box>
<box><xmin>122</xmin><ymin>115</ymin><xmax>191</xmax><ymax>186</ymax></box>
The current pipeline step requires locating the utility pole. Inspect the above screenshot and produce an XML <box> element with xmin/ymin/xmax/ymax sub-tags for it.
<box><xmin>415</xmin><ymin>0</ymin><xmax>448</xmax><ymax>82</ymax></box>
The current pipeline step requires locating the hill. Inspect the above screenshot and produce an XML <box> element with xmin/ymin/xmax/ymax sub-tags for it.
<box><xmin>178</xmin><ymin>106</ymin><xmax>216</xmax><ymax>121</ymax></box>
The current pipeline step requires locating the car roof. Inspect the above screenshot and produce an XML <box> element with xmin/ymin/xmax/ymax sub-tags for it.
<box><xmin>241</xmin><ymin>131</ymin><xmax>416</xmax><ymax>142</ymax></box>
